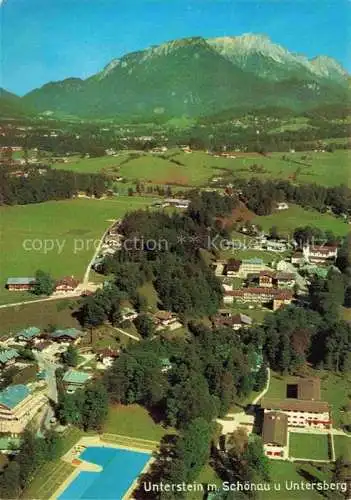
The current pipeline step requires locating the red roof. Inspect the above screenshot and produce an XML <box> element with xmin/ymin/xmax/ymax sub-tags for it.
<box><xmin>55</xmin><ymin>276</ymin><xmax>79</xmax><ymax>288</ymax></box>
<box><xmin>309</xmin><ymin>246</ymin><xmax>338</xmax><ymax>255</ymax></box>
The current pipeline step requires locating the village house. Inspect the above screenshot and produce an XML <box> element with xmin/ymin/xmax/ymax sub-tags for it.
<box><xmin>49</xmin><ymin>328</ymin><xmax>84</xmax><ymax>345</ymax></box>
<box><xmin>259</xmin><ymin>270</ymin><xmax>275</xmax><ymax>288</ymax></box>
<box><xmin>62</xmin><ymin>370</ymin><xmax>91</xmax><ymax>394</ymax></box>
<box><xmin>303</xmin><ymin>245</ymin><xmax>338</xmax><ymax>265</ymax></box>
<box><xmin>153</xmin><ymin>311</ymin><xmax>181</xmax><ymax>330</ymax></box>
<box><xmin>54</xmin><ymin>276</ymin><xmax>79</xmax><ymax>292</ymax></box>
<box><xmin>224</xmin><ymin>259</ymin><xmax>241</xmax><ymax>278</ymax></box>
<box><xmin>0</xmin><ymin>349</ymin><xmax>20</xmax><ymax>368</ymax></box>
<box><xmin>0</xmin><ymin>384</ymin><xmax>47</xmax><ymax>434</ymax></box>
<box><xmin>291</xmin><ymin>251</ymin><xmax>305</xmax><ymax>267</ymax></box>
<box><xmin>121</xmin><ymin>307</ymin><xmax>138</xmax><ymax>322</ymax></box>
<box><xmin>213</xmin><ymin>312</ymin><xmax>253</xmax><ymax>331</ymax></box>
<box><xmin>15</xmin><ymin>327</ymin><xmax>41</xmax><ymax>343</ymax></box>
<box><xmin>6</xmin><ymin>277</ymin><xmax>36</xmax><ymax>292</ymax></box>
<box><xmin>262</xmin><ymin>412</ymin><xmax>288</xmax><ymax>459</ymax></box>
<box><xmin>96</xmin><ymin>348</ymin><xmax>119</xmax><ymax>368</ymax></box>
<box><xmin>275</xmin><ymin>272</ymin><xmax>295</xmax><ymax>288</ymax></box>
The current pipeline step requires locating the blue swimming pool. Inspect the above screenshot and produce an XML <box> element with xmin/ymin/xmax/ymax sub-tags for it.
<box><xmin>59</xmin><ymin>446</ymin><xmax>151</xmax><ymax>499</ymax></box>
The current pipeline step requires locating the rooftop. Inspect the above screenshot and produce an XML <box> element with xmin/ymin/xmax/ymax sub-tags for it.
<box><xmin>16</xmin><ymin>326</ymin><xmax>41</xmax><ymax>340</ymax></box>
<box><xmin>263</xmin><ymin>412</ymin><xmax>288</xmax><ymax>446</ymax></box>
<box><xmin>0</xmin><ymin>384</ymin><xmax>30</xmax><ymax>410</ymax></box>
<box><xmin>50</xmin><ymin>328</ymin><xmax>83</xmax><ymax>340</ymax></box>
<box><xmin>0</xmin><ymin>349</ymin><xmax>19</xmax><ymax>365</ymax></box>
<box><xmin>261</xmin><ymin>398</ymin><xmax>329</xmax><ymax>414</ymax></box>
<box><xmin>62</xmin><ymin>370</ymin><xmax>91</xmax><ymax>385</ymax></box>
<box><xmin>6</xmin><ymin>277</ymin><xmax>36</xmax><ymax>285</ymax></box>
<box><xmin>297</xmin><ymin>378</ymin><xmax>321</xmax><ymax>401</ymax></box>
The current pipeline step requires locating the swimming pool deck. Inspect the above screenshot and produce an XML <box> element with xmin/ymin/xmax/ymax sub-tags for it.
<box><xmin>50</xmin><ymin>435</ymin><xmax>156</xmax><ymax>500</ymax></box>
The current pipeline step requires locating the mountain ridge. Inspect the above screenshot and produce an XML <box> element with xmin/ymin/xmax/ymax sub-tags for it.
<box><xmin>16</xmin><ymin>34</ymin><xmax>351</xmax><ymax>121</ymax></box>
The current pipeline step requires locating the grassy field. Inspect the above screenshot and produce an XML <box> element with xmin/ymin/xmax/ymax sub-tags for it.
<box><xmin>53</xmin><ymin>149</ymin><xmax>351</xmax><ymax>188</ymax></box>
<box><xmin>259</xmin><ymin>461</ymin><xmax>334</xmax><ymax>499</ymax></box>
<box><xmin>0</xmin><ymin>196</ymin><xmax>153</xmax><ymax>305</ymax></box>
<box><xmin>103</xmin><ymin>404</ymin><xmax>175</xmax><ymax>441</ymax></box>
<box><xmin>333</xmin><ymin>435</ymin><xmax>351</xmax><ymax>461</ymax></box>
<box><xmin>289</xmin><ymin>433</ymin><xmax>330</xmax><ymax>460</ymax></box>
<box><xmin>23</xmin><ymin>427</ymin><xmax>83</xmax><ymax>500</ymax></box>
<box><xmin>253</xmin><ymin>204</ymin><xmax>349</xmax><ymax>237</ymax></box>
<box><xmin>0</xmin><ymin>298</ymin><xmax>81</xmax><ymax>335</ymax></box>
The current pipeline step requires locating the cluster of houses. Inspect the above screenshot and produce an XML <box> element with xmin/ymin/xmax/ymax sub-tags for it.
<box><xmin>261</xmin><ymin>377</ymin><xmax>330</xmax><ymax>459</ymax></box>
<box><xmin>6</xmin><ymin>276</ymin><xmax>80</xmax><ymax>293</ymax></box>
<box><xmin>92</xmin><ymin>220</ymin><xmax>123</xmax><ymax>271</ymax></box>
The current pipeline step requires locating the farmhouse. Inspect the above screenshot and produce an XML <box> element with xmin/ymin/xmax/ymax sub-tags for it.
<box><xmin>276</xmin><ymin>202</ymin><xmax>289</xmax><ymax>210</ymax></box>
<box><xmin>6</xmin><ymin>277</ymin><xmax>36</xmax><ymax>291</ymax></box>
<box><xmin>224</xmin><ymin>259</ymin><xmax>241</xmax><ymax>277</ymax></box>
<box><xmin>275</xmin><ymin>272</ymin><xmax>295</xmax><ymax>288</ymax></box>
<box><xmin>213</xmin><ymin>311</ymin><xmax>252</xmax><ymax>330</ymax></box>
<box><xmin>0</xmin><ymin>349</ymin><xmax>19</xmax><ymax>368</ymax></box>
<box><xmin>0</xmin><ymin>384</ymin><xmax>47</xmax><ymax>434</ymax></box>
<box><xmin>262</xmin><ymin>412</ymin><xmax>288</xmax><ymax>459</ymax></box>
<box><xmin>49</xmin><ymin>328</ymin><xmax>84</xmax><ymax>344</ymax></box>
<box><xmin>55</xmin><ymin>276</ymin><xmax>79</xmax><ymax>292</ymax></box>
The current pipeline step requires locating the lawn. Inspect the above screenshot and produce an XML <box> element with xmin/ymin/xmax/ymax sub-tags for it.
<box><xmin>0</xmin><ymin>298</ymin><xmax>81</xmax><ymax>336</ymax></box>
<box><xmin>333</xmin><ymin>435</ymin><xmax>351</xmax><ymax>461</ymax></box>
<box><xmin>103</xmin><ymin>404</ymin><xmax>175</xmax><ymax>441</ymax></box>
<box><xmin>259</xmin><ymin>461</ymin><xmax>334</xmax><ymax>499</ymax></box>
<box><xmin>319</xmin><ymin>370</ymin><xmax>351</xmax><ymax>429</ymax></box>
<box><xmin>253</xmin><ymin>204</ymin><xmax>349</xmax><ymax>238</ymax></box>
<box><xmin>0</xmin><ymin>196</ymin><xmax>153</xmax><ymax>305</ymax></box>
<box><xmin>289</xmin><ymin>433</ymin><xmax>330</xmax><ymax>460</ymax></box>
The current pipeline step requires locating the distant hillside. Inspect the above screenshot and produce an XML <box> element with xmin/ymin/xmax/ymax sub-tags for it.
<box><xmin>0</xmin><ymin>88</ymin><xmax>32</xmax><ymax>118</ymax></box>
<box><xmin>17</xmin><ymin>34</ymin><xmax>351</xmax><ymax>122</ymax></box>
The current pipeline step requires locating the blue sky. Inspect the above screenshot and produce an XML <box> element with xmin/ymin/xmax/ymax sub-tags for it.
<box><xmin>1</xmin><ymin>0</ymin><xmax>350</xmax><ymax>95</ymax></box>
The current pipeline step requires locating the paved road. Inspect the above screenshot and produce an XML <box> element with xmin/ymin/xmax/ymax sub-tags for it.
<box><xmin>82</xmin><ymin>219</ymin><xmax>118</xmax><ymax>287</ymax></box>
<box><xmin>0</xmin><ymin>292</ymin><xmax>81</xmax><ymax>310</ymax></box>
<box><xmin>111</xmin><ymin>326</ymin><xmax>140</xmax><ymax>342</ymax></box>
<box><xmin>34</xmin><ymin>350</ymin><xmax>59</xmax><ymax>404</ymax></box>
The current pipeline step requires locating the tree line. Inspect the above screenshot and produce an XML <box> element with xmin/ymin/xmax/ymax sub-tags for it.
<box><xmin>0</xmin><ymin>166</ymin><xmax>107</xmax><ymax>205</ymax></box>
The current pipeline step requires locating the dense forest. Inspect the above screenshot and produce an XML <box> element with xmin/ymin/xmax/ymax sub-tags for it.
<box><xmin>0</xmin><ymin>167</ymin><xmax>107</xmax><ymax>205</ymax></box>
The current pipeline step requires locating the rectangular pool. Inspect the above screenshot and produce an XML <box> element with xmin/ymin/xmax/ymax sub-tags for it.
<box><xmin>59</xmin><ymin>446</ymin><xmax>151</xmax><ymax>499</ymax></box>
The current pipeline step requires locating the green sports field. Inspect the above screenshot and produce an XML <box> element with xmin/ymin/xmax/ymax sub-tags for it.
<box><xmin>253</xmin><ymin>204</ymin><xmax>349</xmax><ymax>237</ymax></box>
<box><xmin>289</xmin><ymin>433</ymin><xmax>330</xmax><ymax>461</ymax></box>
<box><xmin>53</xmin><ymin>149</ymin><xmax>351</xmax><ymax>188</ymax></box>
<box><xmin>0</xmin><ymin>196</ymin><xmax>153</xmax><ymax>305</ymax></box>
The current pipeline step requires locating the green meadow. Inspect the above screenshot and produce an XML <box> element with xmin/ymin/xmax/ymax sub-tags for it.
<box><xmin>253</xmin><ymin>204</ymin><xmax>349</xmax><ymax>237</ymax></box>
<box><xmin>0</xmin><ymin>196</ymin><xmax>153</xmax><ymax>305</ymax></box>
<box><xmin>53</xmin><ymin>149</ymin><xmax>351</xmax><ymax>188</ymax></box>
